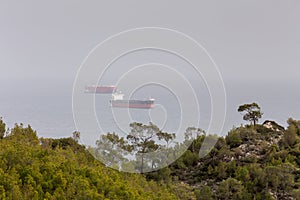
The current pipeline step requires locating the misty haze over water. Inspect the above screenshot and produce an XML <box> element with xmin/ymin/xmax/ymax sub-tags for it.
<box><xmin>0</xmin><ymin>76</ymin><xmax>299</xmax><ymax>145</ymax></box>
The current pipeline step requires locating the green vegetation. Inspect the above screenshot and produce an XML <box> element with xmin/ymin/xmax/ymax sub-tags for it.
<box><xmin>0</xmin><ymin>122</ymin><xmax>193</xmax><ymax>199</ymax></box>
<box><xmin>238</xmin><ymin>102</ymin><xmax>263</xmax><ymax>126</ymax></box>
<box><xmin>1</xmin><ymin>103</ymin><xmax>300</xmax><ymax>199</ymax></box>
<box><xmin>95</xmin><ymin>122</ymin><xmax>177</xmax><ymax>173</ymax></box>
<box><xmin>150</xmin><ymin>118</ymin><xmax>300</xmax><ymax>200</ymax></box>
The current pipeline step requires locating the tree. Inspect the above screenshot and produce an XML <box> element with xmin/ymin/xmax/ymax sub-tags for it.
<box><xmin>287</xmin><ymin>118</ymin><xmax>300</xmax><ymax>135</ymax></box>
<box><xmin>157</xmin><ymin>131</ymin><xmax>175</xmax><ymax>149</ymax></box>
<box><xmin>197</xmin><ymin>186</ymin><xmax>213</xmax><ymax>200</ymax></box>
<box><xmin>184</xmin><ymin>127</ymin><xmax>205</xmax><ymax>152</ymax></box>
<box><xmin>0</xmin><ymin>117</ymin><xmax>6</xmax><ymax>139</ymax></box>
<box><xmin>217</xmin><ymin>178</ymin><xmax>245</xmax><ymax>200</ymax></box>
<box><xmin>126</xmin><ymin>122</ymin><xmax>160</xmax><ymax>173</ymax></box>
<box><xmin>0</xmin><ymin>120</ymin><xmax>180</xmax><ymax>199</ymax></box>
<box><xmin>226</xmin><ymin>128</ymin><xmax>242</xmax><ymax>148</ymax></box>
<box><xmin>235</xmin><ymin>166</ymin><xmax>250</xmax><ymax>182</ymax></box>
<box><xmin>72</xmin><ymin>131</ymin><xmax>80</xmax><ymax>142</ymax></box>
<box><xmin>95</xmin><ymin>123</ymin><xmax>176</xmax><ymax>173</ymax></box>
<box><xmin>238</xmin><ymin>102</ymin><xmax>263</xmax><ymax>126</ymax></box>
<box><xmin>95</xmin><ymin>132</ymin><xmax>129</xmax><ymax>170</ymax></box>
<box><xmin>154</xmin><ymin>131</ymin><xmax>176</xmax><ymax>166</ymax></box>
<box><xmin>282</xmin><ymin>125</ymin><xmax>298</xmax><ymax>147</ymax></box>
<box><xmin>184</xmin><ymin>127</ymin><xmax>205</xmax><ymax>141</ymax></box>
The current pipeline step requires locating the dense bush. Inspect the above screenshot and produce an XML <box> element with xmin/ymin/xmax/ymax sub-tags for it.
<box><xmin>2</xmin><ymin>117</ymin><xmax>300</xmax><ymax>199</ymax></box>
<box><xmin>0</xmin><ymin>123</ymin><xmax>189</xmax><ymax>200</ymax></box>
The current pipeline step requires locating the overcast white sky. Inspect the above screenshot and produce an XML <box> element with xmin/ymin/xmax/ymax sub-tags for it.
<box><xmin>0</xmin><ymin>1</ymin><xmax>299</xmax><ymax>134</ymax></box>
<box><xmin>1</xmin><ymin>1</ymin><xmax>299</xmax><ymax>82</ymax></box>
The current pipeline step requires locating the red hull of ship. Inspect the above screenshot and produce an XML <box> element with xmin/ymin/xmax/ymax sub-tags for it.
<box><xmin>85</xmin><ymin>86</ymin><xmax>116</xmax><ymax>94</ymax></box>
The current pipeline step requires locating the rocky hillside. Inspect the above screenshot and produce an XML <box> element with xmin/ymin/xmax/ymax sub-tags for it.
<box><xmin>148</xmin><ymin>119</ymin><xmax>300</xmax><ymax>200</ymax></box>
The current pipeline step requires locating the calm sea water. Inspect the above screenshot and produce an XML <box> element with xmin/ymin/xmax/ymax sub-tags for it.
<box><xmin>0</xmin><ymin>78</ymin><xmax>299</xmax><ymax>146</ymax></box>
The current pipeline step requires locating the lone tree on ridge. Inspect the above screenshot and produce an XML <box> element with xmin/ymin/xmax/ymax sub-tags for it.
<box><xmin>238</xmin><ymin>102</ymin><xmax>263</xmax><ymax>126</ymax></box>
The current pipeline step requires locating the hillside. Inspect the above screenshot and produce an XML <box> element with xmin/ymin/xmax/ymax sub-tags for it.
<box><xmin>0</xmin><ymin>119</ymin><xmax>195</xmax><ymax>200</ymax></box>
<box><xmin>1</xmin><ymin>117</ymin><xmax>300</xmax><ymax>199</ymax></box>
<box><xmin>149</xmin><ymin>119</ymin><xmax>300</xmax><ymax>200</ymax></box>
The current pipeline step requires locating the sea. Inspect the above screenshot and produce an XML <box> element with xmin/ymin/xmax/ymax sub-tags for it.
<box><xmin>0</xmin><ymin>77</ymin><xmax>299</xmax><ymax>147</ymax></box>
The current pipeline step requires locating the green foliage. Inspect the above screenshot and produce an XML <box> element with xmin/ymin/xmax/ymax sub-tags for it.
<box><xmin>96</xmin><ymin>122</ymin><xmax>176</xmax><ymax>173</ymax></box>
<box><xmin>127</xmin><ymin>122</ymin><xmax>160</xmax><ymax>173</ymax></box>
<box><xmin>0</xmin><ymin>122</ymin><xmax>183</xmax><ymax>200</ymax></box>
<box><xmin>146</xmin><ymin>167</ymin><xmax>172</xmax><ymax>183</ymax></box>
<box><xmin>291</xmin><ymin>189</ymin><xmax>300</xmax><ymax>199</ymax></box>
<box><xmin>170</xmin><ymin>181</ymin><xmax>197</xmax><ymax>200</ymax></box>
<box><xmin>181</xmin><ymin>150</ymin><xmax>199</xmax><ymax>167</ymax></box>
<box><xmin>217</xmin><ymin>178</ymin><xmax>246</xmax><ymax>200</ymax></box>
<box><xmin>238</xmin><ymin>102</ymin><xmax>263</xmax><ymax>125</ymax></box>
<box><xmin>281</xmin><ymin>124</ymin><xmax>298</xmax><ymax>148</ymax></box>
<box><xmin>235</xmin><ymin>166</ymin><xmax>250</xmax><ymax>182</ymax></box>
<box><xmin>196</xmin><ymin>186</ymin><xmax>213</xmax><ymax>200</ymax></box>
<box><xmin>184</xmin><ymin>127</ymin><xmax>205</xmax><ymax>141</ymax></box>
<box><xmin>2</xmin><ymin>116</ymin><xmax>300</xmax><ymax>200</ymax></box>
<box><xmin>95</xmin><ymin>132</ymin><xmax>128</xmax><ymax>170</ymax></box>
<box><xmin>157</xmin><ymin>131</ymin><xmax>176</xmax><ymax>148</ymax></box>
<box><xmin>161</xmin><ymin>118</ymin><xmax>300</xmax><ymax>199</ymax></box>
<box><xmin>287</xmin><ymin>118</ymin><xmax>300</xmax><ymax>134</ymax></box>
<box><xmin>215</xmin><ymin>162</ymin><xmax>227</xmax><ymax>180</ymax></box>
<box><xmin>226</xmin><ymin>128</ymin><xmax>242</xmax><ymax>148</ymax></box>
<box><xmin>72</xmin><ymin>130</ymin><xmax>80</xmax><ymax>142</ymax></box>
<box><xmin>0</xmin><ymin>117</ymin><xmax>5</xmax><ymax>139</ymax></box>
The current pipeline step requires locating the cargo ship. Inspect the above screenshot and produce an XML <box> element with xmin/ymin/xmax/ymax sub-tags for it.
<box><xmin>84</xmin><ymin>85</ymin><xmax>116</xmax><ymax>94</ymax></box>
<box><xmin>110</xmin><ymin>93</ymin><xmax>155</xmax><ymax>109</ymax></box>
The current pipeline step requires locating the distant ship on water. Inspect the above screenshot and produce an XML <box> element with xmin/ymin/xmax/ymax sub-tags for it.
<box><xmin>110</xmin><ymin>93</ymin><xmax>155</xmax><ymax>109</ymax></box>
<box><xmin>84</xmin><ymin>85</ymin><xmax>116</xmax><ymax>94</ymax></box>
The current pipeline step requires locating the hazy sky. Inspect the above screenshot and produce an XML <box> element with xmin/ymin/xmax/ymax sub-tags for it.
<box><xmin>0</xmin><ymin>1</ymin><xmax>300</xmax><ymax>135</ymax></box>
<box><xmin>1</xmin><ymin>1</ymin><xmax>299</xmax><ymax>81</ymax></box>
